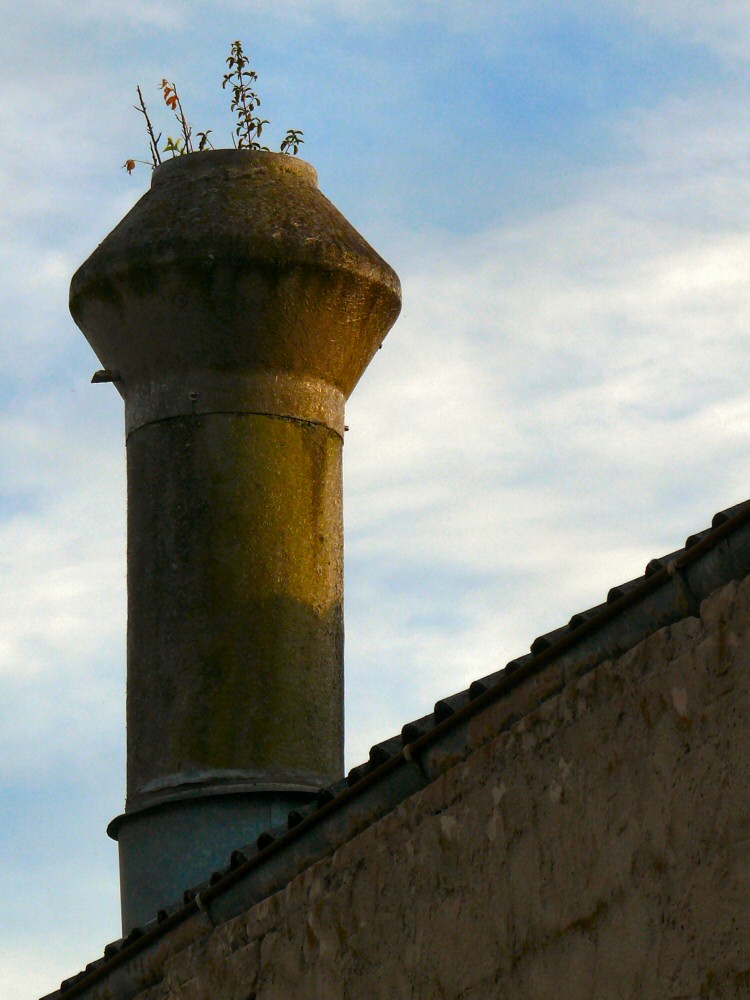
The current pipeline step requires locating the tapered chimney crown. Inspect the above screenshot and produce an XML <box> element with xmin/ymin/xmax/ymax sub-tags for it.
<box><xmin>71</xmin><ymin>150</ymin><xmax>400</xmax><ymax>435</ymax></box>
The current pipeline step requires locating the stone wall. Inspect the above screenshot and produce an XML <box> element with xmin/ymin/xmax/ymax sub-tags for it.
<box><xmin>134</xmin><ymin>575</ymin><xmax>750</xmax><ymax>999</ymax></box>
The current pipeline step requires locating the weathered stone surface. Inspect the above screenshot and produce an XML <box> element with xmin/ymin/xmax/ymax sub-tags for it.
<box><xmin>69</xmin><ymin>149</ymin><xmax>401</xmax><ymax>926</ymax></box>
<box><xmin>126</xmin><ymin>412</ymin><xmax>344</xmax><ymax>794</ymax></box>
<box><xmin>124</xmin><ymin>574</ymin><xmax>750</xmax><ymax>998</ymax></box>
<box><xmin>70</xmin><ymin>149</ymin><xmax>401</xmax><ymax>804</ymax></box>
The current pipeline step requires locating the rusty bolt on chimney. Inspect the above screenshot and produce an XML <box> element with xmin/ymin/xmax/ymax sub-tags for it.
<box><xmin>69</xmin><ymin>150</ymin><xmax>401</xmax><ymax>931</ymax></box>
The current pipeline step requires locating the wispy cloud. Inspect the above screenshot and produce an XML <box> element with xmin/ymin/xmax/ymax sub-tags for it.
<box><xmin>630</xmin><ymin>0</ymin><xmax>750</xmax><ymax>62</ymax></box>
<box><xmin>4</xmin><ymin>3</ymin><xmax>750</xmax><ymax>994</ymax></box>
<box><xmin>343</xmin><ymin>84</ymin><xmax>750</xmax><ymax>760</ymax></box>
<box><xmin>8</xmin><ymin>0</ymin><xmax>187</xmax><ymax>32</ymax></box>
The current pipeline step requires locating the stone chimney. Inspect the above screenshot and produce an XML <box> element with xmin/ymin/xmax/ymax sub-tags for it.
<box><xmin>69</xmin><ymin>150</ymin><xmax>401</xmax><ymax>931</ymax></box>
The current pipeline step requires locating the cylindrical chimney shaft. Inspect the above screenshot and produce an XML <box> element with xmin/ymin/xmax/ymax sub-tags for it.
<box><xmin>69</xmin><ymin>151</ymin><xmax>401</xmax><ymax>930</ymax></box>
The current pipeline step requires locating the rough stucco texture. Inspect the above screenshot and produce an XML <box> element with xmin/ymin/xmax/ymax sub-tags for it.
<box><xmin>134</xmin><ymin>575</ymin><xmax>750</xmax><ymax>999</ymax></box>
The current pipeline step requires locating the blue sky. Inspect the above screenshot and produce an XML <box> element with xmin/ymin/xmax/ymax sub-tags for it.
<box><xmin>4</xmin><ymin>2</ymin><xmax>750</xmax><ymax>996</ymax></box>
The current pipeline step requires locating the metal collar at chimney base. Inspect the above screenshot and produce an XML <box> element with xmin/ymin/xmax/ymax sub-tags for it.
<box><xmin>68</xmin><ymin>148</ymin><xmax>401</xmax><ymax>931</ymax></box>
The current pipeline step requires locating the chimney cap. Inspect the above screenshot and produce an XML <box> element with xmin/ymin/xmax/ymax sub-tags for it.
<box><xmin>70</xmin><ymin>149</ymin><xmax>401</xmax><ymax>400</ymax></box>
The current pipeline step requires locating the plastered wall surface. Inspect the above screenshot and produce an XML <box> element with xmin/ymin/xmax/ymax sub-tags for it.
<box><xmin>133</xmin><ymin>575</ymin><xmax>750</xmax><ymax>1000</ymax></box>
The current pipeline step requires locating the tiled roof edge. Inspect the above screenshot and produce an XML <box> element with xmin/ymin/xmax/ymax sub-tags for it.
<box><xmin>45</xmin><ymin>498</ymin><xmax>750</xmax><ymax>1000</ymax></box>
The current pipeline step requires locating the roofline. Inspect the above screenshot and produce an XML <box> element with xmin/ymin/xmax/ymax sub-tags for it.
<box><xmin>47</xmin><ymin>498</ymin><xmax>750</xmax><ymax>1000</ymax></box>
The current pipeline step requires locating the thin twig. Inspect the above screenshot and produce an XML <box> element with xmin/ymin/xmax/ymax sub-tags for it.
<box><xmin>175</xmin><ymin>92</ymin><xmax>193</xmax><ymax>153</ymax></box>
<box><xmin>136</xmin><ymin>85</ymin><xmax>162</xmax><ymax>166</ymax></box>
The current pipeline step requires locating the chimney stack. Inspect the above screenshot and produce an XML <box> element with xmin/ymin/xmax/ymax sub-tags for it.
<box><xmin>69</xmin><ymin>150</ymin><xmax>401</xmax><ymax>931</ymax></box>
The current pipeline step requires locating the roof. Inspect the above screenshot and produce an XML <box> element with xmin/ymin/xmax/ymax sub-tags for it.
<box><xmin>44</xmin><ymin>497</ymin><xmax>750</xmax><ymax>1000</ymax></box>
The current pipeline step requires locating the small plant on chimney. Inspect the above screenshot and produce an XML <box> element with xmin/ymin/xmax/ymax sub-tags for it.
<box><xmin>124</xmin><ymin>40</ymin><xmax>304</xmax><ymax>174</ymax></box>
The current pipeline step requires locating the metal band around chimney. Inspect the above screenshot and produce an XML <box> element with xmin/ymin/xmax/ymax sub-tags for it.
<box><xmin>123</xmin><ymin>767</ymin><xmax>331</xmax><ymax>815</ymax></box>
<box><xmin>124</xmin><ymin>370</ymin><xmax>346</xmax><ymax>438</ymax></box>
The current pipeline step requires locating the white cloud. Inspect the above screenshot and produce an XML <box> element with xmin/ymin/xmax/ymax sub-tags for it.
<box><xmin>0</xmin><ymin>396</ymin><xmax>125</xmax><ymax>781</ymax></box>
<box><xmin>6</xmin><ymin>0</ymin><xmax>186</xmax><ymax>32</ymax></box>
<box><xmin>343</xmin><ymin>86</ymin><xmax>750</xmax><ymax>761</ymax></box>
<box><xmin>629</xmin><ymin>0</ymin><xmax>750</xmax><ymax>62</ymax></box>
